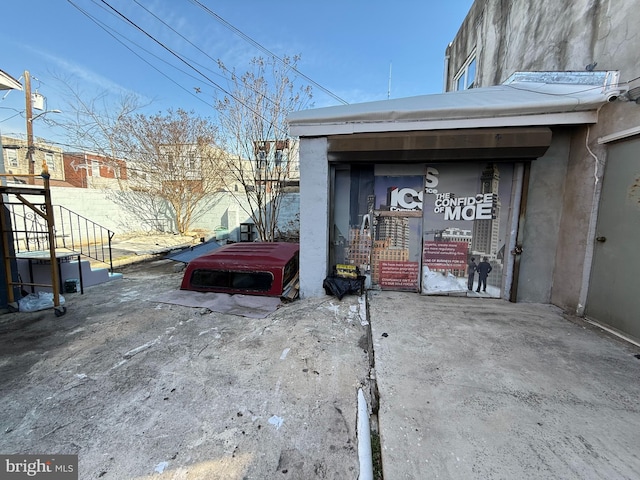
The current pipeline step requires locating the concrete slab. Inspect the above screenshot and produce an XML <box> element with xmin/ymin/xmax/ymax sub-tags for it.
<box><xmin>5</xmin><ymin>235</ymin><xmax>640</xmax><ymax>480</ymax></box>
<box><xmin>368</xmin><ymin>291</ymin><xmax>640</xmax><ymax>480</ymax></box>
<box><xmin>0</xmin><ymin>260</ymin><xmax>371</xmax><ymax>479</ymax></box>
<box><xmin>108</xmin><ymin>233</ymin><xmax>200</xmax><ymax>267</ymax></box>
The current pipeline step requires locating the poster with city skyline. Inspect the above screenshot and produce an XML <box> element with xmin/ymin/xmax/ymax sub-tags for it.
<box><xmin>421</xmin><ymin>163</ymin><xmax>514</xmax><ymax>297</ymax></box>
<box><xmin>372</xmin><ymin>175</ymin><xmax>423</xmax><ymax>291</ymax></box>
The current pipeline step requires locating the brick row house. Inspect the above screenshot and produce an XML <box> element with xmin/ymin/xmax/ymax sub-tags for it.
<box><xmin>1</xmin><ymin>135</ymin><xmax>127</xmax><ymax>189</ymax></box>
<box><xmin>63</xmin><ymin>152</ymin><xmax>127</xmax><ymax>189</ymax></box>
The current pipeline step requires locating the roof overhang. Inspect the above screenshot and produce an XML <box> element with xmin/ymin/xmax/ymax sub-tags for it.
<box><xmin>294</xmin><ymin>111</ymin><xmax>596</xmax><ymax>137</ymax></box>
<box><xmin>0</xmin><ymin>69</ymin><xmax>22</xmax><ymax>91</ymax></box>
<box><xmin>288</xmin><ymin>71</ymin><xmax>621</xmax><ymax>138</ymax></box>
<box><xmin>326</xmin><ymin>127</ymin><xmax>553</xmax><ymax>163</ymax></box>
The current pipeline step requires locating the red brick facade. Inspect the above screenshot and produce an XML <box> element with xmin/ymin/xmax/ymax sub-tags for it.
<box><xmin>63</xmin><ymin>152</ymin><xmax>127</xmax><ymax>188</ymax></box>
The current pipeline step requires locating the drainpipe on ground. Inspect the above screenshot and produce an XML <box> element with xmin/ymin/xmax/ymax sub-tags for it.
<box><xmin>358</xmin><ymin>388</ymin><xmax>374</xmax><ymax>480</ymax></box>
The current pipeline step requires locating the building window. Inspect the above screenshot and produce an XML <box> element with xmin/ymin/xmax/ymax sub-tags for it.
<box><xmin>6</xmin><ymin>149</ymin><xmax>18</xmax><ymax>167</ymax></box>
<box><xmin>185</xmin><ymin>153</ymin><xmax>200</xmax><ymax>179</ymax></box>
<box><xmin>188</xmin><ymin>153</ymin><xmax>198</xmax><ymax>172</ymax></box>
<box><xmin>45</xmin><ymin>153</ymin><xmax>55</xmax><ymax>171</ymax></box>
<box><xmin>256</xmin><ymin>150</ymin><xmax>267</xmax><ymax>169</ymax></box>
<box><xmin>91</xmin><ymin>160</ymin><xmax>100</xmax><ymax>177</ymax></box>
<box><xmin>454</xmin><ymin>52</ymin><xmax>476</xmax><ymax>91</ymax></box>
<box><xmin>274</xmin><ymin>150</ymin><xmax>284</xmax><ymax>167</ymax></box>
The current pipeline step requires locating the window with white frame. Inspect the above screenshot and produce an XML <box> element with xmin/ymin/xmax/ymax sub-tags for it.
<box><xmin>91</xmin><ymin>160</ymin><xmax>100</xmax><ymax>177</ymax></box>
<box><xmin>454</xmin><ymin>51</ymin><xmax>477</xmax><ymax>91</ymax></box>
<box><xmin>188</xmin><ymin>153</ymin><xmax>198</xmax><ymax>172</ymax></box>
<box><xmin>186</xmin><ymin>152</ymin><xmax>200</xmax><ymax>179</ymax></box>
<box><xmin>45</xmin><ymin>153</ymin><xmax>55</xmax><ymax>171</ymax></box>
<box><xmin>6</xmin><ymin>149</ymin><xmax>18</xmax><ymax>167</ymax></box>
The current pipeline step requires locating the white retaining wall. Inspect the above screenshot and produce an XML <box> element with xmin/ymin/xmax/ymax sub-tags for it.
<box><xmin>47</xmin><ymin>187</ymin><xmax>299</xmax><ymax>241</ymax></box>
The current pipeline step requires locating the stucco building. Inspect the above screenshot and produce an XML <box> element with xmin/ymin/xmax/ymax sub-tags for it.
<box><xmin>289</xmin><ymin>0</ymin><xmax>640</xmax><ymax>342</ymax></box>
<box><xmin>1</xmin><ymin>135</ymin><xmax>65</xmax><ymax>184</ymax></box>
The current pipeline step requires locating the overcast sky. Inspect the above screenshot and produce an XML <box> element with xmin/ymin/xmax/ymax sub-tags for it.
<box><xmin>0</xmin><ymin>0</ymin><xmax>474</xmax><ymax>148</ymax></box>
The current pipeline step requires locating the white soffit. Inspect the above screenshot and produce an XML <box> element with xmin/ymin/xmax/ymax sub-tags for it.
<box><xmin>0</xmin><ymin>69</ymin><xmax>22</xmax><ymax>91</ymax></box>
<box><xmin>289</xmin><ymin>72</ymin><xmax>620</xmax><ymax>137</ymax></box>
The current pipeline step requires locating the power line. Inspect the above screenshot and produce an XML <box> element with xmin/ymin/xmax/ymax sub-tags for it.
<box><xmin>96</xmin><ymin>0</ymin><xmax>237</xmax><ymax>101</ymax></box>
<box><xmin>91</xmin><ymin>0</ymin><xmax>303</xmax><ymax>114</ymax></box>
<box><xmin>187</xmin><ymin>0</ymin><xmax>349</xmax><ymax>105</ymax></box>
<box><xmin>131</xmin><ymin>0</ymin><xmax>228</xmax><ymax>82</ymax></box>
<box><xmin>0</xmin><ymin>112</ymin><xmax>23</xmax><ymax>123</ymax></box>
<box><xmin>68</xmin><ymin>0</ymin><xmax>290</xmax><ymax>139</ymax></box>
<box><xmin>130</xmin><ymin>0</ymin><xmax>287</xmax><ymax>112</ymax></box>
<box><xmin>68</xmin><ymin>0</ymin><xmax>212</xmax><ymax>107</ymax></box>
<box><xmin>93</xmin><ymin>0</ymin><xmax>292</xmax><ymax>136</ymax></box>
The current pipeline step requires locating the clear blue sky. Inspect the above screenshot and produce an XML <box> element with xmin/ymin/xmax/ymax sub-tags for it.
<box><xmin>0</xmin><ymin>0</ymin><xmax>474</xmax><ymax>149</ymax></box>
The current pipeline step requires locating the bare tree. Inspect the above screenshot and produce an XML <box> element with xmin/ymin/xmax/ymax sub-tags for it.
<box><xmin>55</xmin><ymin>82</ymin><xmax>224</xmax><ymax>234</ymax></box>
<box><xmin>215</xmin><ymin>55</ymin><xmax>312</xmax><ymax>241</ymax></box>
<box><xmin>116</xmin><ymin>109</ymin><xmax>226</xmax><ymax>234</ymax></box>
<box><xmin>54</xmin><ymin>77</ymin><xmax>148</xmax><ymax>189</ymax></box>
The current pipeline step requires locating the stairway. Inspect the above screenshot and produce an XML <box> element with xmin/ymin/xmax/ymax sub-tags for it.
<box><xmin>5</xmin><ymin>200</ymin><xmax>119</xmax><ymax>296</ymax></box>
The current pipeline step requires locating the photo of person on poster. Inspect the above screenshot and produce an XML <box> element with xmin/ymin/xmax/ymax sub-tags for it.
<box><xmin>467</xmin><ymin>257</ymin><xmax>477</xmax><ymax>291</ymax></box>
<box><xmin>476</xmin><ymin>256</ymin><xmax>492</xmax><ymax>292</ymax></box>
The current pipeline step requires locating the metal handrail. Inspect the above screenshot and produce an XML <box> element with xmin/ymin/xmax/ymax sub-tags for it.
<box><xmin>5</xmin><ymin>202</ymin><xmax>114</xmax><ymax>272</ymax></box>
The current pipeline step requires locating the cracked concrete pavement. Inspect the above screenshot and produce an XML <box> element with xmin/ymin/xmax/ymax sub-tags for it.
<box><xmin>0</xmin><ymin>259</ymin><xmax>372</xmax><ymax>479</ymax></box>
<box><xmin>3</xmin><ymin>234</ymin><xmax>640</xmax><ymax>479</ymax></box>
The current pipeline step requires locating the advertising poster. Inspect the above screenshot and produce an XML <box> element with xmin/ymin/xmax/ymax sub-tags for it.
<box><xmin>421</xmin><ymin>163</ymin><xmax>514</xmax><ymax>296</ymax></box>
<box><xmin>333</xmin><ymin>167</ymin><xmax>374</xmax><ymax>278</ymax></box>
<box><xmin>372</xmin><ymin>176</ymin><xmax>423</xmax><ymax>291</ymax></box>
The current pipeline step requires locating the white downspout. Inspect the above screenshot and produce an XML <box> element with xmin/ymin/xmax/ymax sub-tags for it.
<box><xmin>577</xmin><ymin>122</ymin><xmax>605</xmax><ymax>316</ymax></box>
<box><xmin>357</xmin><ymin>388</ymin><xmax>374</xmax><ymax>480</ymax></box>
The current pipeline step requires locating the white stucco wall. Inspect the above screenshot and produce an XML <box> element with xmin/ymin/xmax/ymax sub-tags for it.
<box><xmin>299</xmin><ymin>137</ymin><xmax>329</xmax><ymax>298</ymax></box>
<box><xmin>49</xmin><ymin>188</ymin><xmax>138</xmax><ymax>233</ymax></box>
<box><xmin>44</xmin><ymin>187</ymin><xmax>298</xmax><ymax>241</ymax></box>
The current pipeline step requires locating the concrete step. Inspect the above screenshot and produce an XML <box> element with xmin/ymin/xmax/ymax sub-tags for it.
<box><xmin>16</xmin><ymin>256</ymin><xmax>122</xmax><ymax>294</ymax></box>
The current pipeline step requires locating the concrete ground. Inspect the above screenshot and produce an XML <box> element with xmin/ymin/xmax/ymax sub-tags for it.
<box><xmin>2</xmin><ymin>235</ymin><xmax>640</xmax><ymax>479</ymax></box>
<box><xmin>369</xmin><ymin>290</ymin><xmax>640</xmax><ymax>480</ymax></box>
<box><xmin>0</xmin><ymin>249</ymin><xmax>371</xmax><ymax>479</ymax></box>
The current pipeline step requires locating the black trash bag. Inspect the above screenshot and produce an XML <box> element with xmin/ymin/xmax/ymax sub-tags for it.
<box><xmin>323</xmin><ymin>275</ymin><xmax>364</xmax><ymax>300</ymax></box>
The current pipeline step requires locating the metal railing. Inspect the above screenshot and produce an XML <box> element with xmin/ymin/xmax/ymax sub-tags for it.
<box><xmin>5</xmin><ymin>202</ymin><xmax>115</xmax><ymax>272</ymax></box>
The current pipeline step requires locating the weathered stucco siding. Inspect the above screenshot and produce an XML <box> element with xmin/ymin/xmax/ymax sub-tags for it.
<box><xmin>298</xmin><ymin>137</ymin><xmax>329</xmax><ymax>298</ymax></box>
<box><xmin>550</xmin><ymin>127</ymin><xmax>600</xmax><ymax>311</ymax></box>
<box><xmin>448</xmin><ymin>0</ymin><xmax>639</xmax><ymax>89</ymax></box>
<box><xmin>445</xmin><ymin>0</ymin><xmax>484</xmax><ymax>91</ymax></box>
<box><xmin>448</xmin><ymin>0</ymin><xmax>640</xmax><ymax>312</ymax></box>
<box><xmin>516</xmin><ymin>132</ymin><xmax>570</xmax><ymax>303</ymax></box>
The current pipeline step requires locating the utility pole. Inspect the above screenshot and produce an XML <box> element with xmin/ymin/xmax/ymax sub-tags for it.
<box><xmin>24</xmin><ymin>70</ymin><xmax>35</xmax><ymax>185</ymax></box>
